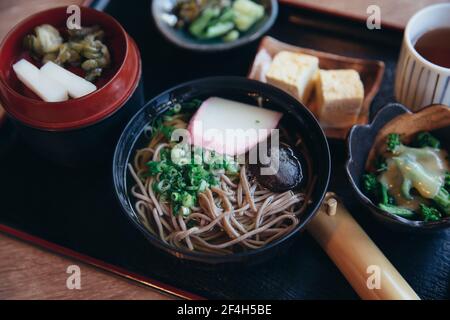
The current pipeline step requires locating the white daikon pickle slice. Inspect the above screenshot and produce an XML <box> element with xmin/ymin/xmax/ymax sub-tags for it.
<box><xmin>40</xmin><ymin>61</ymin><xmax>97</xmax><ymax>99</ymax></box>
<box><xmin>13</xmin><ymin>59</ymin><xmax>68</xmax><ymax>102</ymax></box>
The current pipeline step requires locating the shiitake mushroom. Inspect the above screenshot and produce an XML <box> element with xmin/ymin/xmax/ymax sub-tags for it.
<box><xmin>249</xmin><ymin>145</ymin><xmax>304</xmax><ymax>192</ymax></box>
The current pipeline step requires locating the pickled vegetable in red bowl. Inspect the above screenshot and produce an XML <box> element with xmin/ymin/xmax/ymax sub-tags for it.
<box><xmin>0</xmin><ymin>7</ymin><xmax>143</xmax><ymax>167</ymax></box>
<box><xmin>0</xmin><ymin>6</ymin><xmax>141</xmax><ymax>131</ymax></box>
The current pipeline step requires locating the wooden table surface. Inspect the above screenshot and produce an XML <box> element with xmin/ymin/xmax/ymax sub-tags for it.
<box><xmin>0</xmin><ymin>233</ymin><xmax>172</xmax><ymax>300</ymax></box>
<box><xmin>0</xmin><ymin>0</ymin><xmax>171</xmax><ymax>300</ymax></box>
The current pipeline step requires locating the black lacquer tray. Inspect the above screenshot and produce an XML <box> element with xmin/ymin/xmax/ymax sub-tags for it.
<box><xmin>0</xmin><ymin>1</ymin><xmax>449</xmax><ymax>299</ymax></box>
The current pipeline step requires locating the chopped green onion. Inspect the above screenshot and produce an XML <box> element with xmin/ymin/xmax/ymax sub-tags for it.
<box><xmin>143</xmin><ymin>104</ymin><xmax>243</xmax><ymax>216</ymax></box>
<box><xmin>146</xmin><ymin>161</ymin><xmax>162</xmax><ymax>175</ymax></box>
<box><xmin>198</xmin><ymin>180</ymin><xmax>208</xmax><ymax>192</ymax></box>
<box><xmin>171</xmin><ymin>192</ymin><xmax>181</xmax><ymax>202</ymax></box>
<box><xmin>172</xmin><ymin>204</ymin><xmax>180</xmax><ymax>216</ymax></box>
<box><xmin>179</xmin><ymin>206</ymin><xmax>191</xmax><ymax>217</ymax></box>
<box><xmin>166</xmin><ymin>167</ymin><xmax>178</xmax><ymax>177</ymax></box>
<box><xmin>154</xmin><ymin>179</ymin><xmax>170</xmax><ymax>193</ymax></box>
<box><xmin>209</xmin><ymin>176</ymin><xmax>220</xmax><ymax>187</ymax></box>
<box><xmin>160</xmin><ymin>148</ymin><xmax>170</xmax><ymax>160</ymax></box>
<box><xmin>159</xmin><ymin>193</ymin><xmax>168</xmax><ymax>202</ymax></box>
<box><xmin>182</xmin><ymin>192</ymin><xmax>195</xmax><ymax>208</ymax></box>
<box><xmin>225</xmin><ymin>161</ymin><xmax>239</xmax><ymax>174</ymax></box>
<box><xmin>172</xmin><ymin>103</ymin><xmax>182</xmax><ymax>113</ymax></box>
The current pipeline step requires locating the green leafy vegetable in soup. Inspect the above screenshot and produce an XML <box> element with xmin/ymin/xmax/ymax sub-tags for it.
<box><xmin>141</xmin><ymin>102</ymin><xmax>239</xmax><ymax>216</ymax></box>
<box><xmin>146</xmin><ymin>147</ymin><xmax>239</xmax><ymax>216</ymax></box>
<box><xmin>363</xmin><ymin>132</ymin><xmax>450</xmax><ymax>221</ymax></box>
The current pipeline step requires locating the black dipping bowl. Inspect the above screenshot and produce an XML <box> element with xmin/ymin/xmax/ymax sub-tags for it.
<box><xmin>113</xmin><ymin>77</ymin><xmax>330</xmax><ymax>264</ymax></box>
<box><xmin>151</xmin><ymin>0</ymin><xmax>278</xmax><ymax>52</ymax></box>
<box><xmin>346</xmin><ymin>103</ymin><xmax>450</xmax><ymax>232</ymax></box>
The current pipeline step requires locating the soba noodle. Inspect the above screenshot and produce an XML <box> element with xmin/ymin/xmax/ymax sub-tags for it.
<box><xmin>128</xmin><ymin>108</ymin><xmax>305</xmax><ymax>254</ymax></box>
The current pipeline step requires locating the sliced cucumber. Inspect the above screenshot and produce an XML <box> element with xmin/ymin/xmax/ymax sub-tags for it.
<box><xmin>205</xmin><ymin>22</ymin><xmax>235</xmax><ymax>39</ymax></box>
<box><xmin>189</xmin><ymin>7</ymin><xmax>221</xmax><ymax>38</ymax></box>
<box><xmin>223</xmin><ymin>30</ymin><xmax>239</xmax><ymax>42</ymax></box>
<box><xmin>233</xmin><ymin>0</ymin><xmax>265</xmax><ymax>32</ymax></box>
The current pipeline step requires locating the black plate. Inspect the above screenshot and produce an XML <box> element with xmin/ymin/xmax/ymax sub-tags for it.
<box><xmin>151</xmin><ymin>0</ymin><xmax>278</xmax><ymax>51</ymax></box>
<box><xmin>0</xmin><ymin>2</ymin><xmax>449</xmax><ymax>299</ymax></box>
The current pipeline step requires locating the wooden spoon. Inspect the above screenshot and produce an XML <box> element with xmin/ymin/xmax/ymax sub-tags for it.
<box><xmin>365</xmin><ymin>104</ymin><xmax>450</xmax><ymax>171</ymax></box>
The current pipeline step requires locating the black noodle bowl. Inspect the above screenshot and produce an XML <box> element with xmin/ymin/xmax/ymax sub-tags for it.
<box><xmin>113</xmin><ymin>77</ymin><xmax>331</xmax><ymax>264</ymax></box>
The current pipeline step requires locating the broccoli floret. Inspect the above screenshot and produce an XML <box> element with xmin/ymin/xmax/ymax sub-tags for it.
<box><xmin>374</xmin><ymin>156</ymin><xmax>387</xmax><ymax>172</ymax></box>
<box><xmin>362</xmin><ymin>173</ymin><xmax>378</xmax><ymax>194</ymax></box>
<box><xmin>414</xmin><ymin>132</ymin><xmax>441</xmax><ymax>149</ymax></box>
<box><xmin>432</xmin><ymin>187</ymin><xmax>450</xmax><ymax>216</ymax></box>
<box><xmin>420</xmin><ymin>204</ymin><xmax>442</xmax><ymax>222</ymax></box>
<box><xmin>387</xmin><ymin>133</ymin><xmax>401</xmax><ymax>152</ymax></box>
<box><xmin>363</xmin><ymin>173</ymin><xmax>394</xmax><ymax>205</ymax></box>
<box><xmin>379</xmin><ymin>203</ymin><xmax>415</xmax><ymax>218</ymax></box>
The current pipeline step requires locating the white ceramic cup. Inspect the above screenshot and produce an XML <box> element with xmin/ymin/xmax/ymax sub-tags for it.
<box><xmin>394</xmin><ymin>3</ymin><xmax>450</xmax><ymax>111</ymax></box>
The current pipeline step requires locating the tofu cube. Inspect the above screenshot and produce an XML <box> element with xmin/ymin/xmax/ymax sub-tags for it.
<box><xmin>316</xmin><ymin>69</ymin><xmax>364</xmax><ymax>128</ymax></box>
<box><xmin>265</xmin><ymin>51</ymin><xmax>319</xmax><ymax>104</ymax></box>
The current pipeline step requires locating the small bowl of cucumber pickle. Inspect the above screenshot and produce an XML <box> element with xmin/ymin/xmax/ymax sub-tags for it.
<box><xmin>151</xmin><ymin>0</ymin><xmax>278</xmax><ymax>51</ymax></box>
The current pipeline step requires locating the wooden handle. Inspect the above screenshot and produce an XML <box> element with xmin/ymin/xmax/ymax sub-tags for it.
<box><xmin>307</xmin><ymin>193</ymin><xmax>420</xmax><ymax>300</ymax></box>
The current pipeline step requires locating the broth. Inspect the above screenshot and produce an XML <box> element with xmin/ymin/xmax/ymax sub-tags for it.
<box><xmin>414</xmin><ymin>27</ymin><xmax>450</xmax><ymax>68</ymax></box>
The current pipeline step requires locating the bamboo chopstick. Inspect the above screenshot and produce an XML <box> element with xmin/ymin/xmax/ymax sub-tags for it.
<box><xmin>307</xmin><ymin>192</ymin><xmax>420</xmax><ymax>300</ymax></box>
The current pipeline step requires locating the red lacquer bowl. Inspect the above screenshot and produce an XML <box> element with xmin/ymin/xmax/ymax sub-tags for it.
<box><xmin>0</xmin><ymin>6</ymin><xmax>141</xmax><ymax>131</ymax></box>
<box><xmin>0</xmin><ymin>7</ymin><xmax>143</xmax><ymax>167</ymax></box>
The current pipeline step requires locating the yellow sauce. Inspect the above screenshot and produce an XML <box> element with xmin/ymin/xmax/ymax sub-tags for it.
<box><xmin>379</xmin><ymin>147</ymin><xmax>448</xmax><ymax>211</ymax></box>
